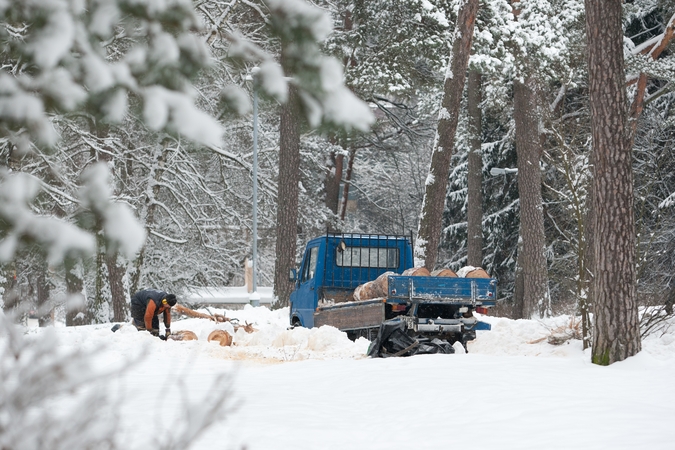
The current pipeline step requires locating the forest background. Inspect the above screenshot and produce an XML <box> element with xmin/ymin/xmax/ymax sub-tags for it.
<box><xmin>1</xmin><ymin>0</ymin><xmax>674</xmax><ymax>356</ymax></box>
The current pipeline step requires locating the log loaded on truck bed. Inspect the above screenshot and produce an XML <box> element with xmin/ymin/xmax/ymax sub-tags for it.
<box><xmin>289</xmin><ymin>233</ymin><xmax>499</xmax><ymax>357</ymax></box>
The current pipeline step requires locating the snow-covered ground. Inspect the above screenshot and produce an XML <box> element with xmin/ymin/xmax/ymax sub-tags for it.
<box><xmin>17</xmin><ymin>306</ymin><xmax>675</xmax><ymax>450</ymax></box>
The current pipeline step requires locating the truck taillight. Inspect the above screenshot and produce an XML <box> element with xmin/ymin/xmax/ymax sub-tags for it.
<box><xmin>391</xmin><ymin>304</ymin><xmax>406</xmax><ymax>312</ymax></box>
<box><xmin>475</xmin><ymin>306</ymin><xmax>489</xmax><ymax>315</ymax></box>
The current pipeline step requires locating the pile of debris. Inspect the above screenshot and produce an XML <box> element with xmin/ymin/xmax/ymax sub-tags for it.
<box><xmin>167</xmin><ymin>304</ymin><xmax>258</xmax><ymax>346</ymax></box>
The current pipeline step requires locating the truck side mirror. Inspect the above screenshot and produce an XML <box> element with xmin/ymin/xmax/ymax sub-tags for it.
<box><xmin>289</xmin><ymin>268</ymin><xmax>297</xmax><ymax>282</ymax></box>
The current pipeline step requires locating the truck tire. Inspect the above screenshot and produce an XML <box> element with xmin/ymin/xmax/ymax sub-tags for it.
<box><xmin>292</xmin><ymin>318</ymin><xmax>302</xmax><ymax>328</ymax></box>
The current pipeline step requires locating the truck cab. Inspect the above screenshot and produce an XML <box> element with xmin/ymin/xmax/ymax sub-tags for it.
<box><xmin>289</xmin><ymin>233</ymin><xmax>413</xmax><ymax>327</ymax></box>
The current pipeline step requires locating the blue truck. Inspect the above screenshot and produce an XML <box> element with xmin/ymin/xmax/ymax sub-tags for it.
<box><xmin>289</xmin><ymin>233</ymin><xmax>498</xmax><ymax>351</ymax></box>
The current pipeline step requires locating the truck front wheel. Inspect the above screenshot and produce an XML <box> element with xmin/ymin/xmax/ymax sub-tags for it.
<box><xmin>292</xmin><ymin>318</ymin><xmax>302</xmax><ymax>328</ymax></box>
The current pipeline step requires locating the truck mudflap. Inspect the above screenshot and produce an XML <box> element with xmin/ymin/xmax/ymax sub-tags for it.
<box><xmin>367</xmin><ymin>318</ymin><xmax>456</xmax><ymax>357</ymax></box>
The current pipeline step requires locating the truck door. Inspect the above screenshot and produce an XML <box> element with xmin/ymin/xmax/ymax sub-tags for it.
<box><xmin>291</xmin><ymin>245</ymin><xmax>319</xmax><ymax>327</ymax></box>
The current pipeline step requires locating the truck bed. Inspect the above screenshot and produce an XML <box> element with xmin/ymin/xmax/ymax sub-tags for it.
<box><xmin>314</xmin><ymin>299</ymin><xmax>386</xmax><ymax>331</ymax></box>
<box><xmin>387</xmin><ymin>276</ymin><xmax>497</xmax><ymax>306</ymax></box>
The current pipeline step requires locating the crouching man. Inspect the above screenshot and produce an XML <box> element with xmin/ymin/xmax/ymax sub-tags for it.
<box><xmin>130</xmin><ymin>289</ymin><xmax>177</xmax><ymax>339</ymax></box>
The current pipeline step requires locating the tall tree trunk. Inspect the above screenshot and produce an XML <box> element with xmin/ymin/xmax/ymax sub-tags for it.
<box><xmin>415</xmin><ymin>0</ymin><xmax>479</xmax><ymax>270</ymax></box>
<box><xmin>339</xmin><ymin>147</ymin><xmax>356</xmax><ymax>221</ymax></box>
<box><xmin>466</xmin><ymin>69</ymin><xmax>483</xmax><ymax>267</ymax></box>
<box><xmin>273</xmin><ymin>85</ymin><xmax>301</xmax><ymax>308</ymax></box>
<box><xmin>36</xmin><ymin>257</ymin><xmax>51</xmax><ymax>327</ymax></box>
<box><xmin>325</xmin><ymin>150</ymin><xmax>344</xmax><ymax>215</ymax></box>
<box><xmin>513</xmin><ymin>234</ymin><xmax>525</xmax><ymax>318</ymax></box>
<box><xmin>324</xmin><ymin>7</ymin><xmax>352</xmax><ymax>221</ymax></box>
<box><xmin>585</xmin><ymin>0</ymin><xmax>641</xmax><ymax>365</ymax></box>
<box><xmin>65</xmin><ymin>257</ymin><xmax>87</xmax><ymax>326</ymax></box>
<box><xmin>2</xmin><ymin>263</ymin><xmax>18</xmax><ymax>318</ymax></box>
<box><xmin>513</xmin><ymin>78</ymin><xmax>549</xmax><ymax>318</ymax></box>
<box><xmin>581</xmin><ymin>151</ymin><xmax>595</xmax><ymax>350</ymax></box>
<box><xmin>108</xmin><ymin>252</ymin><xmax>126</xmax><ymax>322</ymax></box>
<box><xmin>92</xmin><ymin>231</ymin><xmax>107</xmax><ymax>323</ymax></box>
<box><xmin>131</xmin><ymin>142</ymin><xmax>169</xmax><ymax>293</ymax></box>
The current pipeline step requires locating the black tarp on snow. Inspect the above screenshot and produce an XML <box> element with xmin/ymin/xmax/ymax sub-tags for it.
<box><xmin>366</xmin><ymin>318</ymin><xmax>455</xmax><ymax>357</ymax></box>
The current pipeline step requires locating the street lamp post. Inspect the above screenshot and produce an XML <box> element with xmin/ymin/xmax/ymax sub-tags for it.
<box><xmin>246</xmin><ymin>71</ymin><xmax>261</xmax><ymax>307</ymax></box>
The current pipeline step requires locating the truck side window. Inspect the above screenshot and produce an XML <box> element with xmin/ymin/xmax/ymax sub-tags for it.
<box><xmin>302</xmin><ymin>246</ymin><xmax>318</xmax><ymax>282</ymax></box>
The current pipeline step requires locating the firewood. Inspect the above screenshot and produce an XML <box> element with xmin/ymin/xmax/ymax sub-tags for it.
<box><xmin>401</xmin><ymin>267</ymin><xmax>431</xmax><ymax>277</ymax></box>
<box><xmin>431</xmin><ymin>268</ymin><xmax>458</xmax><ymax>277</ymax></box>
<box><xmin>167</xmin><ymin>330</ymin><xmax>198</xmax><ymax>341</ymax></box>
<box><xmin>465</xmin><ymin>268</ymin><xmax>490</xmax><ymax>278</ymax></box>
<box><xmin>354</xmin><ymin>271</ymin><xmax>395</xmax><ymax>301</ymax></box>
<box><xmin>207</xmin><ymin>329</ymin><xmax>233</xmax><ymax>346</ymax></box>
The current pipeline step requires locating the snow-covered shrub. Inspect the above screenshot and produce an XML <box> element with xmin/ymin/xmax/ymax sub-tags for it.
<box><xmin>0</xmin><ymin>312</ymin><xmax>234</xmax><ymax>449</ymax></box>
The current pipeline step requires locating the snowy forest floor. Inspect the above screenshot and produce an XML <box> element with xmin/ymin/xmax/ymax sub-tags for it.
<box><xmin>21</xmin><ymin>307</ymin><xmax>675</xmax><ymax>450</ymax></box>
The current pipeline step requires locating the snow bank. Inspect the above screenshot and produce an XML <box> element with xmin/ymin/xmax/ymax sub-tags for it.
<box><xmin>28</xmin><ymin>306</ymin><xmax>675</xmax><ymax>365</ymax></box>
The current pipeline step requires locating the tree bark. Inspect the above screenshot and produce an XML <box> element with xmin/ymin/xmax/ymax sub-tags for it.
<box><xmin>325</xmin><ymin>150</ymin><xmax>344</xmax><ymax>215</ymax></box>
<box><xmin>513</xmin><ymin>77</ymin><xmax>549</xmax><ymax>318</ymax></box>
<box><xmin>416</xmin><ymin>0</ymin><xmax>479</xmax><ymax>270</ymax></box>
<box><xmin>466</xmin><ymin>69</ymin><xmax>483</xmax><ymax>267</ymax></box>
<box><xmin>513</xmin><ymin>234</ymin><xmax>525</xmax><ymax>318</ymax></box>
<box><xmin>36</xmin><ymin>257</ymin><xmax>51</xmax><ymax>327</ymax></box>
<box><xmin>92</xmin><ymin>231</ymin><xmax>107</xmax><ymax>323</ymax></box>
<box><xmin>581</xmin><ymin>151</ymin><xmax>595</xmax><ymax>350</ymax></box>
<box><xmin>131</xmin><ymin>142</ymin><xmax>169</xmax><ymax>294</ymax></box>
<box><xmin>108</xmin><ymin>252</ymin><xmax>127</xmax><ymax>322</ymax></box>
<box><xmin>65</xmin><ymin>257</ymin><xmax>87</xmax><ymax>326</ymax></box>
<box><xmin>2</xmin><ymin>263</ymin><xmax>19</xmax><ymax>318</ymax></box>
<box><xmin>585</xmin><ymin>0</ymin><xmax>641</xmax><ymax>365</ymax></box>
<box><xmin>339</xmin><ymin>147</ymin><xmax>356</xmax><ymax>221</ymax></box>
<box><xmin>273</xmin><ymin>84</ymin><xmax>301</xmax><ymax>308</ymax></box>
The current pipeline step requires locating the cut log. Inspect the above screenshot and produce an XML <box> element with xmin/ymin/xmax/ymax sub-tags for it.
<box><xmin>465</xmin><ymin>268</ymin><xmax>490</xmax><ymax>278</ymax></box>
<box><xmin>208</xmin><ymin>329</ymin><xmax>233</xmax><ymax>346</ymax></box>
<box><xmin>431</xmin><ymin>268</ymin><xmax>458</xmax><ymax>277</ymax></box>
<box><xmin>168</xmin><ymin>330</ymin><xmax>198</xmax><ymax>341</ymax></box>
<box><xmin>354</xmin><ymin>281</ymin><xmax>379</xmax><ymax>301</ymax></box>
<box><xmin>402</xmin><ymin>267</ymin><xmax>431</xmax><ymax>277</ymax></box>
<box><xmin>354</xmin><ymin>271</ymin><xmax>395</xmax><ymax>301</ymax></box>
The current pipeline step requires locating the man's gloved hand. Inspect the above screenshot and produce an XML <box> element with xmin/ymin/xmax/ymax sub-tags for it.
<box><xmin>165</xmin><ymin>328</ymin><xmax>171</xmax><ymax>338</ymax></box>
<box><xmin>148</xmin><ymin>329</ymin><xmax>159</xmax><ymax>337</ymax></box>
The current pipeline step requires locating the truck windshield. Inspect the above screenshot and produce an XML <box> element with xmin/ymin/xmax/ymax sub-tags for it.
<box><xmin>336</xmin><ymin>246</ymin><xmax>399</xmax><ymax>268</ymax></box>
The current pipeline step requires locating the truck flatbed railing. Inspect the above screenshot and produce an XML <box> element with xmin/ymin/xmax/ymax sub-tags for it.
<box><xmin>387</xmin><ymin>276</ymin><xmax>498</xmax><ymax>306</ymax></box>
